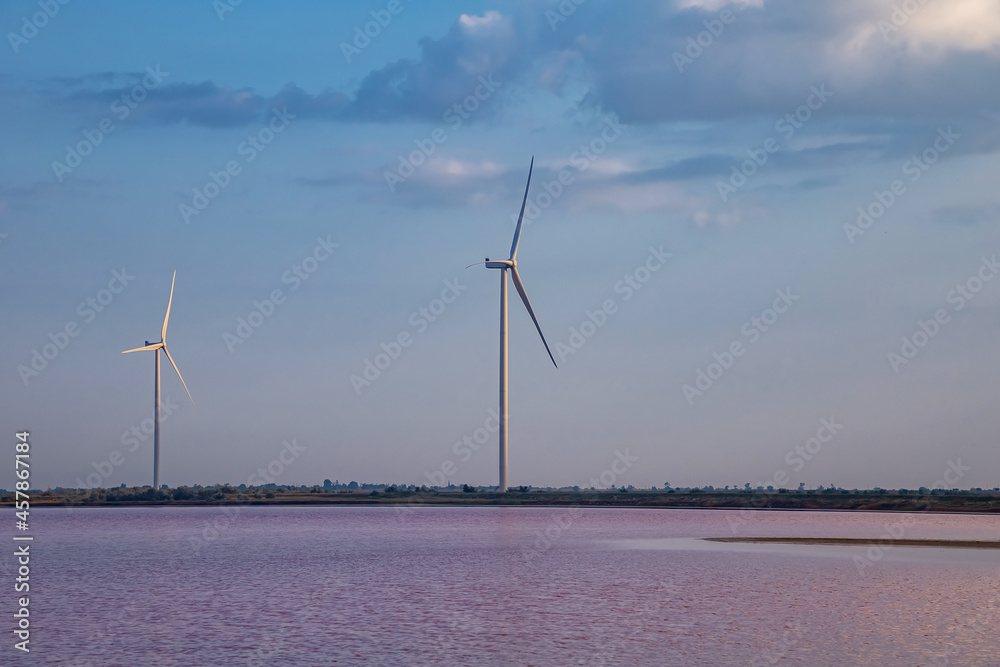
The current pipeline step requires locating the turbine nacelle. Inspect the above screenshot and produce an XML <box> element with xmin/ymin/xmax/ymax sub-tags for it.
<box><xmin>484</xmin><ymin>260</ymin><xmax>513</xmax><ymax>269</ymax></box>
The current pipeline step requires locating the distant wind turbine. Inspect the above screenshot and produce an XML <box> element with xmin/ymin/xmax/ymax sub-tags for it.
<box><xmin>468</xmin><ymin>157</ymin><xmax>557</xmax><ymax>492</ymax></box>
<box><xmin>122</xmin><ymin>271</ymin><xmax>196</xmax><ymax>489</ymax></box>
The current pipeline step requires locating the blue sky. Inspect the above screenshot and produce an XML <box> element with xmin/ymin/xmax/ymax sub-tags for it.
<box><xmin>3</xmin><ymin>0</ymin><xmax>1000</xmax><ymax>490</ymax></box>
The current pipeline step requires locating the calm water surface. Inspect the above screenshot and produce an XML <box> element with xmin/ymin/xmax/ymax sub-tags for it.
<box><xmin>17</xmin><ymin>506</ymin><xmax>1000</xmax><ymax>666</ymax></box>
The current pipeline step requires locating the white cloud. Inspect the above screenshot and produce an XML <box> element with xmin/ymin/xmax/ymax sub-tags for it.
<box><xmin>674</xmin><ymin>0</ymin><xmax>763</xmax><ymax>10</ymax></box>
<box><xmin>543</xmin><ymin>157</ymin><xmax>636</xmax><ymax>177</ymax></box>
<box><xmin>849</xmin><ymin>0</ymin><xmax>1000</xmax><ymax>55</ymax></box>
<box><xmin>458</xmin><ymin>11</ymin><xmax>506</xmax><ymax>32</ymax></box>
<box><xmin>897</xmin><ymin>0</ymin><xmax>1000</xmax><ymax>53</ymax></box>
<box><xmin>786</xmin><ymin>133</ymin><xmax>875</xmax><ymax>151</ymax></box>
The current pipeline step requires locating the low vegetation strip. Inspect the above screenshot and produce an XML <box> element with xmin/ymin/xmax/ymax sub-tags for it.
<box><xmin>5</xmin><ymin>487</ymin><xmax>1000</xmax><ymax>513</ymax></box>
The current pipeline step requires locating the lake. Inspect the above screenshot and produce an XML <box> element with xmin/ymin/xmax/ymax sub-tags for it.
<box><xmin>18</xmin><ymin>505</ymin><xmax>1000</xmax><ymax>665</ymax></box>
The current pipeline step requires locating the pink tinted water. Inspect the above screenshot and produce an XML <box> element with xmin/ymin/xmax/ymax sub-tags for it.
<box><xmin>19</xmin><ymin>506</ymin><xmax>1000</xmax><ymax>666</ymax></box>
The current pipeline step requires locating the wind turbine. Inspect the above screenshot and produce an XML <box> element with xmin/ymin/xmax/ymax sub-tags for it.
<box><xmin>122</xmin><ymin>271</ymin><xmax>195</xmax><ymax>490</ymax></box>
<box><xmin>469</xmin><ymin>157</ymin><xmax>557</xmax><ymax>492</ymax></box>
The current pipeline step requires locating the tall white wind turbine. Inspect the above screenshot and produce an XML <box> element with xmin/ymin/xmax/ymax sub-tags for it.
<box><xmin>469</xmin><ymin>157</ymin><xmax>557</xmax><ymax>491</ymax></box>
<box><xmin>122</xmin><ymin>271</ymin><xmax>196</xmax><ymax>490</ymax></box>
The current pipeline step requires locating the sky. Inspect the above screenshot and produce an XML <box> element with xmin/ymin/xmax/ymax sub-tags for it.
<box><xmin>2</xmin><ymin>0</ymin><xmax>1000</xmax><ymax>491</ymax></box>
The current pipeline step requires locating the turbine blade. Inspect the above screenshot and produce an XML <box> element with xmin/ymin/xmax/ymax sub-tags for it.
<box><xmin>122</xmin><ymin>343</ymin><xmax>163</xmax><ymax>354</ymax></box>
<box><xmin>510</xmin><ymin>267</ymin><xmax>557</xmax><ymax>368</ymax></box>
<box><xmin>465</xmin><ymin>261</ymin><xmax>489</xmax><ymax>269</ymax></box>
<box><xmin>162</xmin><ymin>345</ymin><xmax>196</xmax><ymax>408</ymax></box>
<box><xmin>508</xmin><ymin>157</ymin><xmax>534</xmax><ymax>260</ymax></box>
<box><xmin>161</xmin><ymin>270</ymin><xmax>176</xmax><ymax>342</ymax></box>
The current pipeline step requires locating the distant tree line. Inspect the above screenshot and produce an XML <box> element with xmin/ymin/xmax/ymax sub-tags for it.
<box><xmin>2</xmin><ymin>482</ymin><xmax>997</xmax><ymax>503</ymax></box>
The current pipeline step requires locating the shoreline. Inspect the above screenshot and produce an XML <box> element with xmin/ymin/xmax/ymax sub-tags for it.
<box><xmin>705</xmin><ymin>537</ymin><xmax>1000</xmax><ymax>549</ymax></box>
<box><xmin>28</xmin><ymin>503</ymin><xmax>1000</xmax><ymax>518</ymax></box>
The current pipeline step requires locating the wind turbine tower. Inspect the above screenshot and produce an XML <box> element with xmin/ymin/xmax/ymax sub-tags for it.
<box><xmin>123</xmin><ymin>271</ymin><xmax>195</xmax><ymax>489</ymax></box>
<box><xmin>470</xmin><ymin>158</ymin><xmax>557</xmax><ymax>491</ymax></box>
